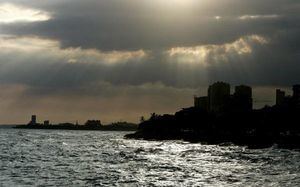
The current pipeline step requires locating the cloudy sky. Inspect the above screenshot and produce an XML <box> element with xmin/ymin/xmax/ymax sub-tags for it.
<box><xmin>0</xmin><ymin>0</ymin><xmax>299</xmax><ymax>124</ymax></box>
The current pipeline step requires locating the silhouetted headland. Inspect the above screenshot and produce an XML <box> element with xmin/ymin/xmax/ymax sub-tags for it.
<box><xmin>125</xmin><ymin>82</ymin><xmax>300</xmax><ymax>149</ymax></box>
<box><xmin>15</xmin><ymin>116</ymin><xmax>137</xmax><ymax>131</ymax></box>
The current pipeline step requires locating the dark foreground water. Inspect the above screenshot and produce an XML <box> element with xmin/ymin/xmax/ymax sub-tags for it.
<box><xmin>0</xmin><ymin>129</ymin><xmax>300</xmax><ymax>186</ymax></box>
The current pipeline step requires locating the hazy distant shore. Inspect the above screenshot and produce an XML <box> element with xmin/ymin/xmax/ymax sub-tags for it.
<box><xmin>14</xmin><ymin>123</ymin><xmax>137</xmax><ymax>131</ymax></box>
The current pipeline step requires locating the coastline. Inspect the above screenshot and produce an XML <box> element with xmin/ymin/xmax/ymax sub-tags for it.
<box><xmin>14</xmin><ymin>123</ymin><xmax>137</xmax><ymax>131</ymax></box>
<box><xmin>124</xmin><ymin>83</ymin><xmax>300</xmax><ymax>149</ymax></box>
<box><xmin>124</xmin><ymin>107</ymin><xmax>300</xmax><ymax>149</ymax></box>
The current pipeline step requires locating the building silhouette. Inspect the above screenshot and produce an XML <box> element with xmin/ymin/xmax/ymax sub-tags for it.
<box><xmin>44</xmin><ymin>120</ymin><xmax>50</xmax><ymax>125</ymax></box>
<box><xmin>85</xmin><ymin>120</ymin><xmax>102</xmax><ymax>127</ymax></box>
<box><xmin>275</xmin><ymin>85</ymin><xmax>300</xmax><ymax>109</ymax></box>
<box><xmin>29</xmin><ymin>115</ymin><xmax>37</xmax><ymax>125</ymax></box>
<box><xmin>208</xmin><ymin>82</ymin><xmax>231</xmax><ymax>112</ymax></box>
<box><xmin>293</xmin><ymin>85</ymin><xmax>300</xmax><ymax>109</ymax></box>
<box><xmin>194</xmin><ymin>82</ymin><xmax>253</xmax><ymax>112</ymax></box>
<box><xmin>195</xmin><ymin>82</ymin><xmax>299</xmax><ymax>112</ymax></box>
<box><xmin>233</xmin><ymin>85</ymin><xmax>253</xmax><ymax>111</ymax></box>
<box><xmin>28</xmin><ymin>115</ymin><xmax>50</xmax><ymax>126</ymax></box>
<box><xmin>194</xmin><ymin>96</ymin><xmax>208</xmax><ymax>111</ymax></box>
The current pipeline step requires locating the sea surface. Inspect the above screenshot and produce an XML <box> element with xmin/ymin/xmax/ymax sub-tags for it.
<box><xmin>0</xmin><ymin>128</ymin><xmax>300</xmax><ymax>186</ymax></box>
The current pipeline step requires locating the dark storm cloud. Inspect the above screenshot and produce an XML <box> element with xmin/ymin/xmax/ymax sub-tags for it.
<box><xmin>0</xmin><ymin>33</ymin><xmax>299</xmax><ymax>92</ymax></box>
<box><xmin>2</xmin><ymin>0</ymin><xmax>299</xmax><ymax>51</ymax></box>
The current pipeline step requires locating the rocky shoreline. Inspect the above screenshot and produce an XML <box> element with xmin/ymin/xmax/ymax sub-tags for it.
<box><xmin>125</xmin><ymin>106</ymin><xmax>300</xmax><ymax>149</ymax></box>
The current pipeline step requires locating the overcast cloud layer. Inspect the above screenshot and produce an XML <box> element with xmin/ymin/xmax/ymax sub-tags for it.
<box><xmin>0</xmin><ymin>0</ymin><xmax>299</xmax><ymax>124</ymax></box>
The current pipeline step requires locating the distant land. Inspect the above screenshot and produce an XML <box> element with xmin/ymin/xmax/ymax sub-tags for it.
<box><xmin>125</xmin><ymin>82</ymin><xmax>300</xmax><ymax>149</ymax></box>
<box><xmin>14</xmin><ymin>118</ymin><xmax>137</xmax><ymax>131</ymax></box>
<box><xmin>0</xmin><ymin>125</ymin><xmax>19</xmax><ymax>129</ymax></box>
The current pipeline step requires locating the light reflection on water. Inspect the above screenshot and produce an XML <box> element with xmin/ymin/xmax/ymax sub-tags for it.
<box><xmin>0</xmin><ymin>129</ymin><xmax>299</xmax><ymax>186</ymax></box>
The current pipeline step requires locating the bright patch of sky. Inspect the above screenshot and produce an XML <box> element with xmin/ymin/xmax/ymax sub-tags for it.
<box><xmin>0</xmin><ymin>3</ymin><xmax>51</xmax><ymax>23</ymax></box>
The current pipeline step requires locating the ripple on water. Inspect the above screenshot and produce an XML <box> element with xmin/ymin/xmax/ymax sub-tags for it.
<box><xmin>0</xmin><ymin>129</ymin><xmax>300</xmax><ymax>186</ymax></box>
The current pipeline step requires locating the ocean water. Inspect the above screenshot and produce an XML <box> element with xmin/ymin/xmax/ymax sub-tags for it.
<box><xmin>0</xmin><ymin>129</ymin><xmax>300</xmax><ymax>186</ymax></box>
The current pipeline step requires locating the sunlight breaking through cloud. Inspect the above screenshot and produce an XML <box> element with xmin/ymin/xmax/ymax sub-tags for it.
<box><xmin>0</xmin><ymin>36</ymin><xmax>147</xmax><ymax>65</ymax></box>
<box><xmin>0</xmin><ymin>3</ymin><xmax>51</xmax><ymax>23</ymax></box>
<box><xmin>238</xmin><ymin>14</ymin><xmax>280</xmax><ymax>20</ymax></box>
<box><xmin>166</xmin><ymin>35</ymin><xmax>268</xmax><ymax>66</ymax></box>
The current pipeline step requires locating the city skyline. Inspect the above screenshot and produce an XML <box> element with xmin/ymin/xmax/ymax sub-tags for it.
<box><xmin>0</xmin><ymin>0</ymin><xmax>300</xmax><ymax>124</ymax></box>
<box><xmin>2</xmin><ymin>82</ymin><xmax>298</xmax><ymax>125</ymax></box>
